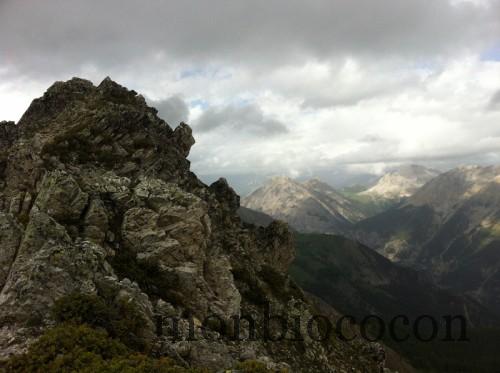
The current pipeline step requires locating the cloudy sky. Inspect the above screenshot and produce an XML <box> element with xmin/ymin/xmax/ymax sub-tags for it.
<box><xmin>1</xmin><ymin>0</ymin><xmax>500</xmax><ymax>183</ymax></box>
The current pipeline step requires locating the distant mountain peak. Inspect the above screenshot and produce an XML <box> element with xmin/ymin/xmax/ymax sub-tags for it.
<box><xmin>242</xmin><ymin>176</ymin><xmax>365</xmax><ymax>234</ymax></box>
<box><xmin>360</xmin><ymin>164</ymin><xmax>440</xmax><ymax>200</ymax></box>
<box><xmin>408</xmin><ymin>164</ymin><xmax>500</xmax><ymax>212</ymax></box>
<box><xmin>302</xmin><ymin>178</ymin><xmax>329</xmax><ymax>188</ymax></box>
<box><xmin>354</xmin><ymin>164</ymin><xmax>500</xmax><ymax>314</ymax></box>
<box><xmin>270</xmin><ymin>175</ymin><xmax>294</xmax><ymax>183</ymax></box>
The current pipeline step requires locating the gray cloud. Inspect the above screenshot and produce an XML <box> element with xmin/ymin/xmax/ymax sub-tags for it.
<box><xmin>300</xmin><ymin>72</ymin><xmax>420</xmax><ymax>109</ymax></box>
<box><xmin>194</xmin><ymin>104</ymin><xmax>288</xmax><ymax>136</ymax></box>
<box><xmin>489</xmin><ymin>90</ymin><xmax>500</xmax><ymax>110</ymax></box>
<box><xmin>1</xmin><ymin>0</ymin><xmax>500</xmax><ymax>181</ymax></box>
<box><xmin>333</xmin><ymin>138</ymin><xmax>500</xmax><ymax>170</ymax></box>
<box><xmin>0</xmin><ymin>0</ymin><xmax>498</xmax><ymax>77</ymax></box>
<box><xmin>150</xmin><ymin>95</ymin><xmax>190</xmax><ymax>127</ymax></box>
<box><xmin>359</xmin><ymin>134</ymin><xmax>384</xmax><ymax>143</ymax></box>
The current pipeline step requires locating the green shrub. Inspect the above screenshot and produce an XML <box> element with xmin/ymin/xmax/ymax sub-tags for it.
<box><xmin>3</xmin><ymin>324</ymin><xmax>128</xmax><ymax>372</ymax></box>
<box><xmin>52</xmin><ymin>293</ymin><xmax>110</xmax><ymax>326</ymax></box>
<box><xmin>52</xmin><ymin>293</ymin><xmax>148</xmax><ymax>352</ymax></box>
<box><xmin>79</xmin><ymin>354</ymin><xmax>206</xmax><ymax>373</ymax></box>
<box><xmin>2</xmin><ymin>324</ymin><xmax>208</xmax><ymax>373</ymax></box>
<box><xmin>234</xmin><ymin>360</ymin><xmax>288</xmax><ymax>373</ymax></box>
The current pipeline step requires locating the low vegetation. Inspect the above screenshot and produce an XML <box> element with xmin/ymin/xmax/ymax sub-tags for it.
<box><xmin>52</xmin><ymin>293</ymin><xmax>149</xmax><ymax>352</ymax></box>
<box><xmin>1</xmin><ymin>324</ymin><xmax>207</xmax><ymax>373</ymax></box>
<box><xmin>0</xmin><ymin>293</ymin><xmax>287</xmax><ymax>373</ymax></box>
<box><xmin>235</xmin><ymin>360</ymin><xmax>288</xmax><ymax>373</ymax></box>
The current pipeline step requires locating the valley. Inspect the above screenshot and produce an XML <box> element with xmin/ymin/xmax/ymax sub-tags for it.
<box><xmin>240</xmin><ymin>164</ymin><xmax>500</xmax><ymax>372</ymax></box>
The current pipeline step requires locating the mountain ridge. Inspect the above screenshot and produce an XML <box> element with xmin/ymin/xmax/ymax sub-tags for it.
<box><xmin>360</xmin><ymin>165</ymin><xmax>440</xmax><ymax>200</ymax></box>
<box><xmin>290</xmin><ymin>232</ymin><xmax>500</xmax><ymax>373</ymax></box>
<box><xmin>0</xmin><ymin>77</ymin><xmax>385</xmax><ymax>372</ymax></box>
<box><xmin>242</xmin><ymin>176</ymin><xmax>365</xmax><ymax>234</ymax></box>
<box><xmin>354</xmin><ymin>164</ymin><xmax>500</xmax><ymax>314</ymax></box>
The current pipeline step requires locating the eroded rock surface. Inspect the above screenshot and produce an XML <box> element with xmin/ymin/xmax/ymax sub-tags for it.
<box><xmin>0</xmin><ymin>78</ymin><xmax>385</xmax><ymax>372</ymax></box>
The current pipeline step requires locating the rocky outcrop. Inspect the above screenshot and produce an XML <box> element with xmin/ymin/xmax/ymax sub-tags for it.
<box><xmin>0</xmin><ymin>78</ymin><xmax>384</xmax><ymax>371</ymax></box>
<box><xmin>0</xmin><ymin>213</ymin><xmax>22</xmax><ymax>290</ymax></box>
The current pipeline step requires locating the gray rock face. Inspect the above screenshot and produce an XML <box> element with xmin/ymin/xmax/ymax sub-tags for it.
<box><xmin>0</xmin><ymin>78</ymin><xmax>383</xmax><ymax>372</ymax></box>
<box><xmin>0</xmin><ymin>213</ymin><xmax>22</xmax><ymax>290</ymax></box>
<box><xmin>83</xmin><ymin>197</ymin><xmax>109</xmax><ymax>244</ymax></box>
<box><xmin>35</xmin><ymin>171</ymin><xmax>89</xmax><ymax>223</ymax></box>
